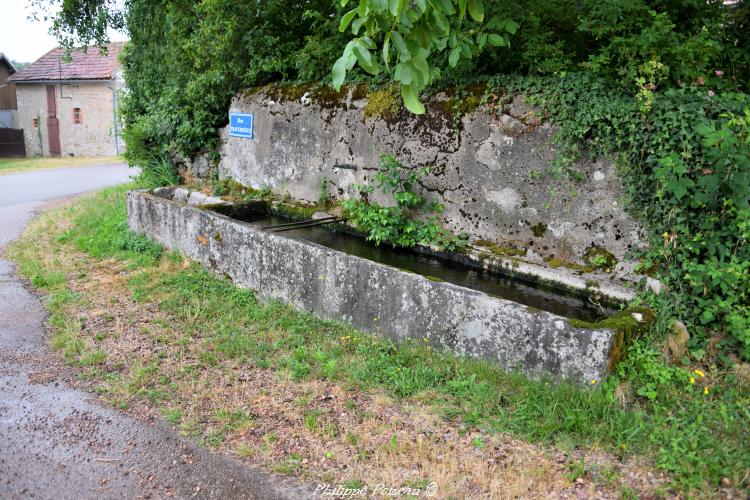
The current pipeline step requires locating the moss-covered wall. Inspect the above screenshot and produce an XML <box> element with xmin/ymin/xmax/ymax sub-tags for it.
<box><xmin>214</xmin><ymin>84</ymin><xmax>644</xmax><ymax>267</ymax></box>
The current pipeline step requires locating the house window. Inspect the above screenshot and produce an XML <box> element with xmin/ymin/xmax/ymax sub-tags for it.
<box><xmin>32</xmin><ymin>118</ymin><xmax>39</xmax><ymax>128</ymax></box>
<box><xmin>73</xmin><ymin>107</ymin><xmax>82</xmax><ymax>124</ymax></box>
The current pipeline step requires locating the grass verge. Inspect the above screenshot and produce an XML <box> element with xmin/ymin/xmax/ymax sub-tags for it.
<box><xmin>0</xmin><ymin>156</ymin><xmax>124</xmax><ymax>175</ymax></box>
<box><xmin>6</xmin><ymin>185</ymin><xmax>749</xmax><ymax>496</ymax></box>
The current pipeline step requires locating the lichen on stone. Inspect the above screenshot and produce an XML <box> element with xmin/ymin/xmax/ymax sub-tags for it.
<box><xmin>268</xmin><ymin>83</ymin><xmax>313</xmax><ymax>103</ymax></box>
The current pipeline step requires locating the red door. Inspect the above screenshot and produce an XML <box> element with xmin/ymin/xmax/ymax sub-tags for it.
<box><xmin>46</xmin><ymin>85</ymin><xmax>61</xmax><ymax>157</ymax></box>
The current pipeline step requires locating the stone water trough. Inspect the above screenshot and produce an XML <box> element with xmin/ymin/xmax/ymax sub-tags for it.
<box><xmin>127</xmin><ymin>188</ymin><xmax>647</xmax><ymax>383</ymax></box>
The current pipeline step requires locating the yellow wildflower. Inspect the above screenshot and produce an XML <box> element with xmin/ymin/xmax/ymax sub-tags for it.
<box><xmin>690</xmin><ymin>377</ymin><xmax>695</xmax><ymax>384</ymax></box>
<box><xmin>704</xmin><ymin>386</ymin><xmax>709</xmax><ymax>395</ymax></box>
<box><xmin>591</xmin><ymin>379</ymin><xmax>597</xmax><ymax>385</ymax></box>
<box><xmin>694</xmin><ymin>369</ymin><xmax>705</xmax><ymax>378</ymax></box>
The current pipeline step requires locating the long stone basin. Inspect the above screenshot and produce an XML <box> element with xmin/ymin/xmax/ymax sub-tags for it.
<box><xmin>127</xmin><ymin>189</ymin><xmax>626</xmax><ymax>383</ymax></box>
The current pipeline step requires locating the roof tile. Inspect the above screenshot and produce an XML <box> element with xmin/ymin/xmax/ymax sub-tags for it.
<box><xmin>8</xmin><ymin>43</ymin><xmax>123</xmax><ymax>82</ymax></box>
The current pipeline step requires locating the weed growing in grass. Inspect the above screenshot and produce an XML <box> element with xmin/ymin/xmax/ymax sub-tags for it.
<box><xmin>235</xmin><ymin>443</ymin><xmax>255</xmax><ymax>457</ymax></box>
<box><xmin>163</xmin><ymin>408</ymin><xmax>183</xmax><ymax>425</ymax></box>
<box><xmin>305</xmin><ymin>409</ymin><xmax>323</xmax><ymax>432</ymax></box>
<box><xmin>565</xmin><ymin>457</ymin><xmax>587</xmax><ymax>482</ymax></box>
<box><xmin>7</xmin><ymin>185</ymin><xmax>750</xmax><ymax>494</ymax></box>
<box><xmin>271</xmin><ymin>453</ymin><xmax>303</xmax><ymax>475</ymax></box>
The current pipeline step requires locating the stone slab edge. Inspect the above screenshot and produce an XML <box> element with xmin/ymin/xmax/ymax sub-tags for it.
<box><xmin>127</xmin><ymin>190</ymin><xmax>617</xmax><ymax>383</ymax></box>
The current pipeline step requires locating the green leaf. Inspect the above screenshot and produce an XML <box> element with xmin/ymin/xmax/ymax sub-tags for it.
<box><xmin>412</xmin><ymin>56</ymin><xmax>430</xmax><ymax>87</ymax></box>
<box><xmin>477</xmin><ymin>32</ymin><xmax>487</xmax><ymax>48</ymax></box>
<box><xmin>353</xmin><ymin>42</ymin><xmax>380</xmax><ymax>74</ymax></box>
<box><xmin>391</xmin><ymin>31</ymin><xmax>409</xmax><ymax>58</ymax></box>
<box><xmin>394</xmin><ymin>62</ymin><xmax>413</xmax><ymax>85</ymax></box>
<box><xmin>700</xmin><ymin>310</ymin><xmax>715</xmax><ymax>325</ymax></box>
<box><xmin>401</xmin><ymin>84</ymin><xmax>425</xmax><ymax>114</ymax></box>
<box><xmin>360</xmin><ymin>36</ymin><xmax>376</xmax><ymax>49</ymax></box>
<box><xmin>352</xmin><ymin>17</ymin><xmax>366</xmax><ymax>35</ymax></box>
<box><xmin>339</xmin><ymin>9</ymin><xmax>358</xmax><ymax>32</ymax></box>
<box><xmin>668</xmin><ymin>177</ymin><xmax>695</xmax><ymax>199</ymax></box>
<box><xmin>458</xmin><ymin>0</ymin><xmax>467</xmax><ymax>25</ymax></box>
<box><xmin>383</xmin><ymin>32</ymin><xmax>392</xmax><ymax>69</ymax></box>
<box><xmin>449</xmin><ymin>47</ymin><xmax>460</xmax><ymax>67</ymax></box>
<box><xmin>433</xmin><ymin>10</ymin><xmax>449</xmax><ymax>34</ymax></box>
<box><xmin>388</xmin><ymin>0</ymin><xmax>401</xmax><ymax>16</ymax></box>
<box><xmin>488</xmin><ymin>33</ymin><xmax>504</xmax><ymax>46</ymax></box>
<box><xmin>505</xmin><ymin>19</ymin><xmax>519</xmax><ymax>34</ymax></box>
<box><xmin>370</xmin><ymin>0</ymin><xmax>388</xmax><ymax>12</ymax></box>
<box><xmin>435</xmin><ymin>0</ymin><xmax>455</xmax><ymax>15</ymax></box>
<box><xmin>468</xmin><ymin>0</ymin><xmax>484</xmax><ymax>22</ymax></box>
<box><xmin>332</xmin><ymin>56</ymin><xmax>348</xmax><ymax>91</ymax></box>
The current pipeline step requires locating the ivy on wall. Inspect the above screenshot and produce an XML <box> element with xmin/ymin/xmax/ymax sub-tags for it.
<box><xmin>491</xmin><ymin>73</ymin><xmax>749</xmax><ymax>360</ymax></box>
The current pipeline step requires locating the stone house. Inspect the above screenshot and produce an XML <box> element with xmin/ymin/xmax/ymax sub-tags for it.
<box><xmin>8</xmin><ymin>43</ymin><xmax>125</xmax><ymax>157</ymax></box>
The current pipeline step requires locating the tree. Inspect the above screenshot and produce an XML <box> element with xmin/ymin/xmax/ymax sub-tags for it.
<box><xmin>28</xmin><ymin>0</ymin><xmax>124</xmax><ymax>51</ymax></box>
<box><xmin>333</xmin><ymin>0</ymin><xmax>517</xmax><ymax>113</ymax></box>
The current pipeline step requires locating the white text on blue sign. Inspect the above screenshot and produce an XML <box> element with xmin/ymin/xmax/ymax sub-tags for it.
<box><xmin>229</xmin><ymin>113</ymin><xmax>254</xmax><ymax>139</ymax></box>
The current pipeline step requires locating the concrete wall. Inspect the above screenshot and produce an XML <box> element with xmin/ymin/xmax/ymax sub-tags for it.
<box><xmin>217</xmin><ymin>86</ymin><xmax>645</xmax><ymax>266</ymax></box>
<box><xmin>15</xmin><ymin>80</ymin><xmax>121</xmax><ymax>157</ymax></box>
<box><xmin>127</xmin><ymin>189</ymin><xmax>623</xmax><ymax>383</ymax></box>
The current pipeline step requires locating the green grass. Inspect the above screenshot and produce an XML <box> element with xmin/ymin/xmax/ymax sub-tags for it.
<box><xmin>0</xmin><ymin>156</ymin><xmax>124</xmax><ymax>175</ymax></box>
<box><xmin>7</xmin><ymin>185</ymin><xmax>750</xmax><ymax>494</ymax></box>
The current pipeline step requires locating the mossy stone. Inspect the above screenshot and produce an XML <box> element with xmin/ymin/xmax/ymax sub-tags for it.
<box><xmin>569</xmin><ymin>307</ymin><xmax>656</xmax><ymax>371</ymax></box>
<box><xmin>473</xmin><ymin>239</ymin><xmax>525</xmax><ymax>257</ymax></box>
<box><xmin>530</xmin><ymin>222</ymin><xmax>547</xmax><ymax>237</ymax></box>
<box><xmin>583</xmin><ymin>245</ymin><xmax>617</xmax><ymax>271</ymax></box>
<box><xmin>364</xmin><ymin>87</ymin><xmax>400</xmax><ymax>120</ymax></box>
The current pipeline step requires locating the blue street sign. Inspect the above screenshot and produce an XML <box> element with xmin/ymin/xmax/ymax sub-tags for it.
<box><xmin>229</xmin><ymin>112</ymin><xmax>254</xmax><ymax>139</ymax></box>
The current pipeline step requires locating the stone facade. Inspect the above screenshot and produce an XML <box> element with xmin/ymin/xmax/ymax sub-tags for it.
<box><xmin>218</xmin><ymin>86</ymin><xmax>645</xmax><ymax>266</ymax></box>
<box><xmin>15</xmin><ymin>79</ymin><xmax>123</xmax><ymax>157</ymax></box>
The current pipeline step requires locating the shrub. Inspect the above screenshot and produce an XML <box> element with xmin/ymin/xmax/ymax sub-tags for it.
<box><xmin>342</xmin><ymin>155</ymin><xmax>467</xmax><ymax>251</ymax></box>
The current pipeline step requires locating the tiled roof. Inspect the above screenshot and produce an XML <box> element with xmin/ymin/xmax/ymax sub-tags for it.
<box><xmin>8</xmin><ymin>43</ymin><xmax>124</xmax><ymax>82</ymax></box>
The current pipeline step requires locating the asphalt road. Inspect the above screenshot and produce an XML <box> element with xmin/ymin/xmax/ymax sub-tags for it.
<box><xmin>0</xmin><ymin>163</ymin><xmax>312</xmax><ymax>499</ymax></box>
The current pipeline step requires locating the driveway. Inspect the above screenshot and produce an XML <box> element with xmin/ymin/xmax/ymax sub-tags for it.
<box><xmin>0</xmin><ymin>163</ymin><xmax>311</xmax><ymax>499</ymax></box>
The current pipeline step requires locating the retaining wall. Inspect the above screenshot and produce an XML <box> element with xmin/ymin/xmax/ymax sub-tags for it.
<box><xmin>215</xmin><ymin>86</ymin><xmax>645</xmax><ymax>266</ymax></box>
